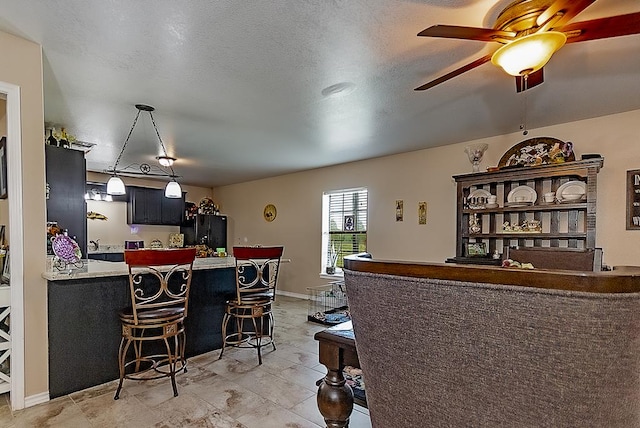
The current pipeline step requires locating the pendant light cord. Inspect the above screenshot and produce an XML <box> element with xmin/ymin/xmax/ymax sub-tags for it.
<box><xmin>111</xmin><ymin>108</ymin><xmax>142</xmax><ymax>172</ymax></box>
<box><xmin>149</xmin><ymin>111</ymin><xmax>177</xmax><ymax>178</ymax></box>
<box><xmin>520</xmin><ymin>74</ymin><xmax>529</xmax><ymax>136</ymax></box>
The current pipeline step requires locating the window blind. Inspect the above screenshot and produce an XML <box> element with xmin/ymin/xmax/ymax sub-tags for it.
<box><xmin>326</xmin><ymin>188</ymin><xmax>368</xmax><ymax>268</ymax></box>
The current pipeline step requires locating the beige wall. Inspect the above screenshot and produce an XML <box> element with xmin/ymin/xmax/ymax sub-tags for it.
<box><xmin>214</xmin><ymin>109</ymin><xmax>640</xmax><ymax>296</ymax></box>
<box><xmin>0</xmin><ymin>31</ymin><xmax>47</xmax><ymax>397</ymax></box>
<box><xmin>86</xmin><ymin>172</ymin><xmax>213</xmax><ymax>247</ymax></box>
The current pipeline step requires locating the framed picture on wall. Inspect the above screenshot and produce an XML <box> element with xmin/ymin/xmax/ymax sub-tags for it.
<box><xmin>396</xmin><ymin>200</ymin><xmax>403</xmax><ymax>222</ymax></box>
<box><xmin>0</xmin><ymin>137</ymin><xmax>6</xmax><ymax>199</ymax></box>
<box><xmin>418</xmin><ymin>202</ymin><xmax>427</xmax><ymax>225</ymax></box>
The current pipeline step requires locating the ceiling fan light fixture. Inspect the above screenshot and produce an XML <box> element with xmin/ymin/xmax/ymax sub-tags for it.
<box><xmin>106</xmin><ymin>175</ymin><xmax>126</xmax><ymax>195</ymax></box>
<box><xmin>491</xmin><ymin>31</ymin><xmax>567</xmax><ymax>77</ymax></box>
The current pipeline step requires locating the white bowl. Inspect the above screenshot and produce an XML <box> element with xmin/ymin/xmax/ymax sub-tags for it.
<box><xmin>562</xmin><ymin>193</ymin><xmax>583</xmax><ymax>201</ymax></box>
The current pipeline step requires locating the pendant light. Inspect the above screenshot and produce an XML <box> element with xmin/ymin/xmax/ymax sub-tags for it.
<box><xmin>106</xmin><ymin>104</ymin><xmax>182</xmax><ymax>198</ymax></box>
<box><xmin>106</xmin><ymin>175</ymin><xmax>126</xmax><ymax>196</ymax></box>
<box><xmin>165</xmin><ymin>179</ymin><xmax>182</xmax><ymax>198</ymax></box>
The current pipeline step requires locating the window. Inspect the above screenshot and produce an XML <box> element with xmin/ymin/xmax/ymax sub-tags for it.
<box><xmin>322</xmin><ymin>188</ymin><xmax>368</xmax><ymax>273</ymax></box>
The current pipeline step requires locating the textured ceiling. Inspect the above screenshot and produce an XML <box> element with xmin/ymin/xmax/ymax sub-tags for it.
<box><xmin>0</xmin><ymin>0</ymin><xmax>638</xmax><ymax>187</ymax></box>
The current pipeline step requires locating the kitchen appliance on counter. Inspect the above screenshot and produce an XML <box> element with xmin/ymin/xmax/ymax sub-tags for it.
<box><xmin>181</xmin><ymin>214</ymin><xmax>227</xmax><ymax>251</ymax></box>
<box><xmin>124</xmin><ymin>240</ymin><xmax>144</xmax><ymax>250</ymax></box>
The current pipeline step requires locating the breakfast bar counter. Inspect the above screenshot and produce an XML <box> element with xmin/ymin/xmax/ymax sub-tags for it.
<box><xmin>42</xmin><ymin>255</ymin><xmax>235</xmax><ymax>280</ymax></box>
<box><xmin>44</xmin><ymin>257</ymin><xmax>237</xmax><ymax>398</ymax></box>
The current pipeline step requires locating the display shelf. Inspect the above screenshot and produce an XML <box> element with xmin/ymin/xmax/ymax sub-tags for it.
<box><xmin>463</xmin><ymin>202</ymin><xmax>587</xmax><ymax>214</ymax></box>
<box><xmin>464</xmin><ymin>232</ymin><xmax>587</xmax><ymax>239</ymax></box>
<box><xmin>452</xmin><ymin>158</ymin><xmax>603</xmax><ymax>264</ymax></box>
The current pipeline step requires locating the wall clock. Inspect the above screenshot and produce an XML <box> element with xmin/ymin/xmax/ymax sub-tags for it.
<box><xmin>263</xmin><ymin>204</ymin><xmax>277</xmax><ymax>222</ymax></box>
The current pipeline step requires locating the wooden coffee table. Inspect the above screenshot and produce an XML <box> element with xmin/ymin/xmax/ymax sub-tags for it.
<box><xmin>314</xmin><ymin>321</ymin><xmax>365</xmax><ymax>428</ymax></box>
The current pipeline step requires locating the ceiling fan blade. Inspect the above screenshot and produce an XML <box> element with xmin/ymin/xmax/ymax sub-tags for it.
<box><xmin>536</xmin><ymin>0</ymin><xmax>595</xmax><ymax>28</ymax></box>
<box><xmin>418</xmin><ymin>25</ymin><xmax>516</xmax><ymax>42</ymax></box>
<box><xmin>414</xmin><ymin>54</ymin><xmax>492</xmax><ymax>91</ymax></box>
<box><xmin>515</xmin><ymin>68</ymin><xmax>544</xmax><ymax>93</ymax></box>
<box><xmin>561</xmin><ymin>11</ymin><xmax>640</xmax><ymax>43</ymax></box>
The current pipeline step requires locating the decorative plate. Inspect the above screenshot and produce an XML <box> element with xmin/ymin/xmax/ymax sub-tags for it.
<box><xmin>468</xmin><ymin>189</ymin><xmax>491</xmax><ymax>200</ymax></box>
<box><xmin>507</xmin><ymin>185</ymin><xmax>537</xmax><ymax>203</ymax></box>
<box><xmin>556</xmin><ymin>180</ymin><xmax>586</xmax><ymax>202</ymax></box>
<box><xmin>51</xmin><ymin>234</ymin><xmax>82</xmax><ymax>262</ymax></box>
<box><xmin>263</xmin><ymin>204</ymin><xmax>277</xmax><ymax>222</ymax></box>
<box><xmin>498</xmin><ymin>137</ymin><xmax>575</xmax><ymax>168</ymax></box>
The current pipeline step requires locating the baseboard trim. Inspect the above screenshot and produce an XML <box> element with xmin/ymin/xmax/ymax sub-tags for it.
<box><xmin>24</xmin><ymin>391</ymin><xmax>49</xmax><ymax>408</ymax></box>
<box><xmin>276</xmin><ymin>290</ymin><xmax>308</xmax><ymax>300</ymax></box>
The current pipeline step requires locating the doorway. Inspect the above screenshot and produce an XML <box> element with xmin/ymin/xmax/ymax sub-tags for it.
<box><xmin>0</xmin><ymin>82</ymin><xmax>25</xmax><ymax>410</ymax></box>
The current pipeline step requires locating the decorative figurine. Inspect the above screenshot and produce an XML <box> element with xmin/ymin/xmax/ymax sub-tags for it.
<box><xmin>469</xmin><ymin>213</ymin><xmax>481</xmax><ymax>234</ymax></box>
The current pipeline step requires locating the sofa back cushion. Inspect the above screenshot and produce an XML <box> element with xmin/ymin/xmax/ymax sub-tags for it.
<box><xmin>345</xmin><ymin>269</ymin><xmax>640</xmax><ymax>427</ymax></box>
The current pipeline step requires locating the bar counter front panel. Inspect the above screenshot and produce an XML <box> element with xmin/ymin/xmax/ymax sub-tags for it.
<box><xmin>46</xmin><ymin>259</ymin><xmax>236</xmax><ymax>398</ymax></box>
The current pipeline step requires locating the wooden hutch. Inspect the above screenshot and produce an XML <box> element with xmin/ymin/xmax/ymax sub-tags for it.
<box><xmin>449</xmin><ymin>158</ymin><xmax>604</xmax><ymax>265</ymax></box>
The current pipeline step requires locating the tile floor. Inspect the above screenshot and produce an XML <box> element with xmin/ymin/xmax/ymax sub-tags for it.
<box><xmin>0</xmin><ymin>296</ymin><xmax>371</xmax><ymax>427</ymax></box>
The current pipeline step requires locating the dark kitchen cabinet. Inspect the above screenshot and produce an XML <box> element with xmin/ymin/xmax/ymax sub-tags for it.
<box><xmin>181</xmin><ymin>214</ymin><xmax>227</xmax><ymax>250</ymax></box>
<box><xmin>87</xmin><ymin>252</ymin><xmax>125</xmax><ymax>262</ymax></box>
<box><xmin>127</xmin><ymin>186</ymin><xmax>162</xmax><ymax>225</ymax></box>
<box><xmin>127</xmin><ymin>186</ymin><xmax>184</xmax><ymax>225</ymax></box>
<box><xmin>45</xmin><ymin>145</ymin><xmax>87</xmax><ymax>257</ymax></box>
<box><xmin>161</xmin><ymin>193</ymin><xmax>185</xmax><ymax>226</ymax></box>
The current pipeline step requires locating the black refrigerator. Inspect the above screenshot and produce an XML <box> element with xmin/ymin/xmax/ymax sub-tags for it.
<box><xmin>181</xmin><ymin>214</ymin><xmax>228</xmax><ymax>250</ymax></box>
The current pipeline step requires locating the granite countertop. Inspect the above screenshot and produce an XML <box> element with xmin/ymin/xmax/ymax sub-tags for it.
<box><xmin>43</xmin><ymin>256</ymin><xmax>236</xmax><ymax>281</ymax></box>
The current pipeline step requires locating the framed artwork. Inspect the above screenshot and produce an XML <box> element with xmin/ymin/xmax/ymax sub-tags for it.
<box><xmin>418</xmin><ymin>202</ymin><xmax>427</xmax><ymax>225</ymax></box>
<box><xmin>344</xmin><ymin>215</ymin><xmax>355</xmax><ymax>231</ymax></box>
<box><xmin>626</xmin><ymin>169</ymin><xmax>640</xmax><ymax>230</ymax></box>
<box><xmin>396</xmin><ymin>200</ymin><xmax>403</xmax><ymax>222</ymax></box>
<box><xmin>466</xmin><ymin>242</ymin><xmax>487</xmax><ymax>257</ymax></box>
<box><xmin>0</xmin><ymin>137</ymin><xmax>6</xmax><ymax>199</ymax></box>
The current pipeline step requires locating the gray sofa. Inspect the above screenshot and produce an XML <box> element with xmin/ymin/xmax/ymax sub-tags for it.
<box><xmin>344</xmin><ymin>256</ymin><xmax>640</xmax><ymax>427</ymax></box>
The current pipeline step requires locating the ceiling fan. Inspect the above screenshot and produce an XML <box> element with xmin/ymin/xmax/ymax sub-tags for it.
<box><xmin>415</xmin><ymin>0</ymin><xmax>640</xmax><ymax>92</ymax></box>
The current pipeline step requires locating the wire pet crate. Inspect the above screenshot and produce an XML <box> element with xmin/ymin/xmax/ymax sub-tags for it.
<box><xmin>307</xmin><ymin>280</ymin><xmax>350</xmax><ymax>325</ymax></box>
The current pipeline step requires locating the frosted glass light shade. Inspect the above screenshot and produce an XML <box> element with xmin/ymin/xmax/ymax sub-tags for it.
<box><xmin>491</xmin><ymin>32</ymin><xmax>567</xmax><ymax>76</ymax></box>
<box><xmin>165</xmin><ymin>180</ymin><xmax>182</xmax><ymax>198</ymax></box>
<box><xmin>157</xmin><ymin>156</ymin><xmax>175</xmax><ymax>167</ymax></box>
<box><xmin>106</xmin><ymin>176</ymin><xmax>126</xmax><ymax>195</ymax></box>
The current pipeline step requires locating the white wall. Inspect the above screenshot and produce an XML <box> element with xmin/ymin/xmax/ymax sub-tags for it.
<box><xmin>214</xmin><ymin>109</ymin><xmax>640</xmax><ymax>296</ymax></box>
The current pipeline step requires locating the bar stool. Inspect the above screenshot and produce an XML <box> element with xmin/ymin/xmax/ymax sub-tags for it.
<box><xmin>114</xmin><ymin>247</ymin><xmax>196</xmax><ymax>400</ymax></box>
<box><xmin>219</xmin><ymin>246</ymin><xmax>284</xmax><ymax>364</ymax></box>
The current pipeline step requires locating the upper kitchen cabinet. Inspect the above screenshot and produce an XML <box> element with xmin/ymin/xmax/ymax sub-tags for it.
<box><xmin>161</xmin><ymin>193</ymin><xmax>185</xmax><ymax>226</ymax></box>
<box><xmin>127</xmin><ymin>186</ymin><xmax>184</xmax><ymax>225</ymax></box>
<box><xmin>45</xmin><ymin>145</ymin><xmax>87</xmax><ymax>257</ymax></box>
